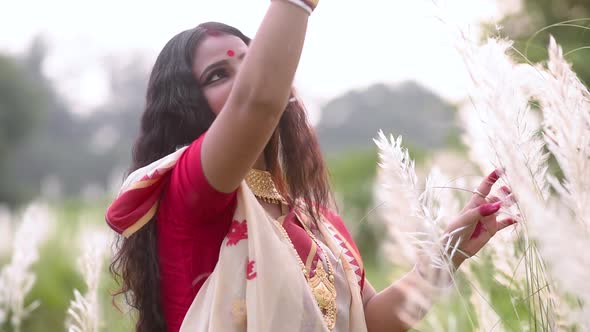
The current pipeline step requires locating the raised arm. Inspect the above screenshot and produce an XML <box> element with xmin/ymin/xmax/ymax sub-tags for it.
<box><xmin>201</xmin><ymin>1</ymin><xmax>312</xmax><ymax>193</ymax></box>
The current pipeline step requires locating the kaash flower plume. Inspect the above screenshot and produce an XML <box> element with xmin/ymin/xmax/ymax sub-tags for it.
<box><xmin>455</xmin><ymin>31</ymin><xmax>590</xmax><ymax>330</ymax></box>
<box><xmin>518</xmin><ymin>36</ymin><xmax>590</xmax><ymax>329</ymax></box>
<box><xmin>0</xmin><ymin>203</ymin><xmax>52</xmax><ymax>332</ymax></box>
<box><xmin>374</xmin><ymin>131</ymin><xmax>460</xmax><ymax>325</ymax></box>
<box><xmin>533</xmin><ymin>36</ymin><xmax>590</xmax><ymax>226</ymax></box>
<box><xmin>0</xmin><ymin>206</ymin><xmax>12</xmax><ymax>257</ymax></box>
<box><xmin>374</xmin><ymin>130</ymin><xmax>422</xmax><ymax>266</ymax></box>
<box><xmin>65</xmin><ymin>227</ymin><xmax>110</xmax><ymax>332</ymax></box>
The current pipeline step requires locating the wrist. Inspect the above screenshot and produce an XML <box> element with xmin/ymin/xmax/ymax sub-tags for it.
<box><xmin>273</xmin><ymin>0</ymin><xmax>318</xmax><ymax>14</ymax></box>
<box><xmin>415</xmin><ymin>257</ymin><xmax>455</xmax><ymax>289</ymax></box>
<box><xmin>452</xmin><ymin>255</ymin><xmax>466</xmax><ymax>270</ymax></box>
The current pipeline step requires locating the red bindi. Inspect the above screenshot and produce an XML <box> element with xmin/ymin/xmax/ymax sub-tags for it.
<box><xmin>227</xmin><ymin>49</ymin><xmax>235</xmax><ymax>57</ymax></box>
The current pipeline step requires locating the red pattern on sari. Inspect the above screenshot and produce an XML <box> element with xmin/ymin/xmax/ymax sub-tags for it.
<box><xmin>246</xmin><ymin>259</ymin><xmax>257</xmax><ymax>280</ymax></box>
<box><xmin>322</xmin><ymin>210</ymin><xmax>365</xmax><ymax>290</ymax></box>
<box><xmin>227</xmin><ymin>219</ymin><xmax>248</xmax><ymax>246</ymax></box>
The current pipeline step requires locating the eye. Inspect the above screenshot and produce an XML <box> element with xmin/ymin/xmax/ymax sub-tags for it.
<box><xmin>205</xmin><ymin>68</ymin><xmax>228</xmax><ymax>85</ymax></box>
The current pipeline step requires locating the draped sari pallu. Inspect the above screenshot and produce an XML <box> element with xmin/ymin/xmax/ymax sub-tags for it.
<box><xmin>106</xmin><ymin>147</ymin><xmax>368</xmax><ymax>332</ymax></box>
<box><xmin>180</xmin><ymin>184</ymin><xmax>367</xmax><ymax>331</ymax></box>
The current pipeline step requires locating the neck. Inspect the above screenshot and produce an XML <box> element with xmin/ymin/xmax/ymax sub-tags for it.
<box><xmin>253</xmin><ymin>153</ymin><xmax>267</xmax><ymax>171</ymax></box>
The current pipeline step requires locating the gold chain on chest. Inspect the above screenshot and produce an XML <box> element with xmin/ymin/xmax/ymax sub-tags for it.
<box><xmin>271</xmin><ymin>216</ymin><xmax>337</xmax><ymax>331</ymax></box>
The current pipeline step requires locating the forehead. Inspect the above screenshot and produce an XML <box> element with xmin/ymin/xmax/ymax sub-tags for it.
<box><xmin>193</xmin><ymin>34</ymin><xmax>248</xmax><ymax>73</ymax></box>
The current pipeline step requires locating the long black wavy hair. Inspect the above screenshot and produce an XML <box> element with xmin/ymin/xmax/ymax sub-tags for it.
<box><xmin>109</xmin><ymin>22</ymin><xmax>332</xmax><ymax>331</ymax></box>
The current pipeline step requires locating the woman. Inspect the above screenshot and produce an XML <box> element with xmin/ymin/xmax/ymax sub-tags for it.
<box><xmin>106</xmin><ymin>1</ymin><xmax>516</xmax><ymax>331</ymax></box>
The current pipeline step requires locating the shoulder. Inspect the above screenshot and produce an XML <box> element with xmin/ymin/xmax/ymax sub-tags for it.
<box><xmin>162</xmin><ymin>130</ymin><xmax>238</xmax><ymax>224</ymax></box>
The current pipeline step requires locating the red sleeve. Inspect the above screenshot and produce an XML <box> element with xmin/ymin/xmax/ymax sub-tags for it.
<box><xmin>164</xmin><ymin>131</ymin><xmax>237</xmax><ymax>225</ymax></box>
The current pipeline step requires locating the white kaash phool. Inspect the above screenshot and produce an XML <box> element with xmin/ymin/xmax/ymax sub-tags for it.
<box><xmin>65</xmin><ymin>226</ymin><xmax>110</xmax><ymax>332</ymax></box>
<box><xmin>0</xmin><ymin>203</ymin><xmax>52</xmax><ymax>332</ymax></box>
<box><xmin>520</xmin><ymin>36</ymin><xmax>590</xmax><ymax>329</ymax></box>
<box><xmin>373</xmin><ymin>130</ymin><xmax>462</xmax><ymax>325</ymax></box>
<box><xmin>456</xmin><ymin>29</ymin><xmax>590</xmax><ymax>330</ymax></box>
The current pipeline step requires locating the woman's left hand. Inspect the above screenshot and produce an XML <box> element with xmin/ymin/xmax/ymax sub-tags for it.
<box><xmin>443</xmin><ymin>168</ymin><xmax>517</xmax><ymax>269</ymax></box>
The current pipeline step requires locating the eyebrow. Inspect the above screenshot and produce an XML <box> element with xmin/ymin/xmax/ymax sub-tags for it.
<box><xmin>199</xmin><ymin>52</ymin><xmax>247</xmax><ymax>82</ymax></box>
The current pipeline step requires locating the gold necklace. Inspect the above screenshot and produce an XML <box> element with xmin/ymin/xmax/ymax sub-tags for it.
<box><xmin>298</xmin><ymin>215</ymin><xmax>337</xmax><ymax>330</ymax></box>
<box><xmin>245</xmin><ymin>169</ymin><xmax>286</xmax><ymax>205</ymax></box>
<box><xmin>272</xmin><ymin>213</ymin><xmax>337</xmax><ymax>331</ymax></box>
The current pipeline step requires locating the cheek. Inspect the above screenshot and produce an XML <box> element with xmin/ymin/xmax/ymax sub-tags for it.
<box><xmin>204</xmin><ymin>82</ymin><xmax>232</xmax><ymax>115</ymax></box>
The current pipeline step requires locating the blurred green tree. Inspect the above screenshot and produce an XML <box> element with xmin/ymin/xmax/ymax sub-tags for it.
<box><xmin>0</xmin><ymin>37</ymin><xmax>61</xmax><ymax>204</ymax></box>
<box><xmin>490</xmin><ymin>0</ymin><xmax>590</xmax><ymax>85</ymax></box>
<box><xmin>0</xmin><ymin>38</ymin><xmax>52</xmax><ymax>204</ymax></box>
<box><xmin>0</xmin><ymin>42</ymin><xmax>149</xmax><ymax>206</ymax></box>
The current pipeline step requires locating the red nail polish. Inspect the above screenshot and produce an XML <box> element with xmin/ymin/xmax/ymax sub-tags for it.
<box><xmin>501</xmin><ymin>186</ymin><xmax>511</xmax><ymax>195</ymax></box>
<box><xmin>470</xmin><ymin>221</ymin><xmax>484</xmax><ymax>239</ymax></box>
<box><xmin>489</xmin><ymin>169</ymin><xmax>504</xmax><ymax>182</ymax></box>
<box><xmin>480</xmin><ymin>201</ymin><xmax>502</xmax><ymax>216</ymax></box>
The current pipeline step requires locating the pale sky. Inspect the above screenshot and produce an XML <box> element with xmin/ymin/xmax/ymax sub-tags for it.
<box><xmin>1</xmin><ymin>0</ymin><xmax>515</xmax><ymax>121</ymax></box>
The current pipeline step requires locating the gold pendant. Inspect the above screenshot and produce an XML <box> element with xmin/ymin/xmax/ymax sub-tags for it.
<box><xmin>307</xmin><ymin>263</ymin><xmax>337</xmax><ymax>330</ymax></box>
